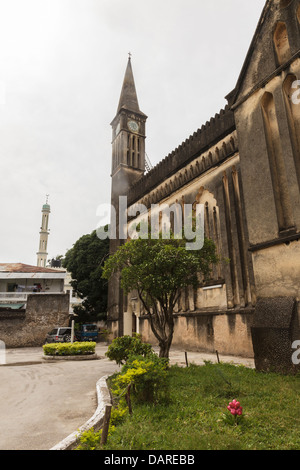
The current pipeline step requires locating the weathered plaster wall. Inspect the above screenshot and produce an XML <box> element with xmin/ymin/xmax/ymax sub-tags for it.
<box><xmin>251</xmin><ymin>240</ymin><xmax>300</xmax><ymax>298</ymax></box>
<box><xmin>139</xmin><ymin>311</ymin><xmax>254</xmax><ymax>358</ymax></box>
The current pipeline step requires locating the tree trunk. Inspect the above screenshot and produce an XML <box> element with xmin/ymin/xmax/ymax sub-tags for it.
<box><xmin>158</xmin><ymin>312</ymin><xmax>174</xmax><ymax>359</ymax></box>
<box><xmin>159</xmin><ymin>341</ymin><xmax>171</xmax><ymax>358</ymax></box>
<box><xmin>138</xmin><ymin>293</ymin><xmax>175</xmax><ymax>360</ymax></box>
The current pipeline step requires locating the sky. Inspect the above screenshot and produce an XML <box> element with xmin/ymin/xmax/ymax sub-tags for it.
<box><xmin>0</xmin><ymin>0</ymin><xmax>266</xmax><ymax>266</ymax></box>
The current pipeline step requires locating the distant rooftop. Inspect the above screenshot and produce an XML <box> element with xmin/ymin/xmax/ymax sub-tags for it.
<box><xmin>0</xmin><ymin>263</ymin><xmax>65</xmax><ymax>274</ymax></box>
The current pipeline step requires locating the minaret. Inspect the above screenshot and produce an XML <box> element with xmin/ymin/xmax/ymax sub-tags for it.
<box><xmin>107</xmin><ymin>56</ymin><xmax>147</xmax><ymax>336</ymax></box>
<box><xmin>37</xmin><ymin>196</ymin><xmax>50</xmax><ymax>268</ymax></box>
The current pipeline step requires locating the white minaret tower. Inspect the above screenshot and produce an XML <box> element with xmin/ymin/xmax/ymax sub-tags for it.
<box><xmin>37</xmin><ymin>195</ymin><xmax>50</xmax><ymax>267</ymax></box>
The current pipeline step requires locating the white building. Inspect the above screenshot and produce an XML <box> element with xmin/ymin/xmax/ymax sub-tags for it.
<box><xmin>0</xmin><ymin>263</ymin><xmax>66</xmax><ymax>309</ymax></box>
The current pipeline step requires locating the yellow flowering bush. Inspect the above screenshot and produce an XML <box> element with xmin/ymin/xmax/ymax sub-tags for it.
<box><xmin>111</xmin><ymin>354</ymin><xmax>169</xmax><ymax>411</ymax></box>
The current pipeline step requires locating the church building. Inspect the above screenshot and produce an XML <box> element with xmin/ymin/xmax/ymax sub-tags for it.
<box><xmin>108</xmin><ymin>0</ymin><xmax>300</xmax><ymax>373</ymax></box>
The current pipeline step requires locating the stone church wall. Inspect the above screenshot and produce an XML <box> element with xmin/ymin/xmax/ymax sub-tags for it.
<box><xmin>122</xmin><ymin>122</ymin><xmax>257</xmax><ymax>358</ymax></box>
<box><xmin>108</xmin><ymin>0</ymin><xmax>300</xmax><ymax>372</ymax></box>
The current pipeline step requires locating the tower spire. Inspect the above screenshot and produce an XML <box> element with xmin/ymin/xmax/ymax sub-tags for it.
<box><xmin>36</xmin><ymin>196</ymin><xmax>50</xmax><ymax>268</ymax></box>
<box><xmin>117</xmin><ymin>56</ymin><xmax>141</xmax><ymax>114</ymax></box>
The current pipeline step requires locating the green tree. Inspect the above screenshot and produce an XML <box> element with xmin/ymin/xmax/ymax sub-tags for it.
<box><xmin>63</xmin><ymin>229</ymin><xmax>109</xmax><ymax>323</ymax></box>
<box><xmin>102</xmin><ymin>234</ymin><xmax>219</xmax><ymax>359</ymax></box>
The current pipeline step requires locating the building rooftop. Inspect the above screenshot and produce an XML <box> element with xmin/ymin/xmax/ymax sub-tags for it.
<box><xmin>0</xmin><ymin>263</ymin><xmax>65</xmax><ymax>274</ymax></box>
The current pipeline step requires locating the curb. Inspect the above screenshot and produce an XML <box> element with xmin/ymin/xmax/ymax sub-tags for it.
<box><xmin>50</xmin><ymin>375</ymin><xmax>112</xmax><ymax>451</ymax></box>
<box><xmin>42</xmin><ymin>353</ymin><xmax>100</xmax><ymax>362</ymax></box>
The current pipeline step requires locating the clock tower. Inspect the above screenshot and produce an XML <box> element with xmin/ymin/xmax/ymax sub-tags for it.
<box><xmin>110</xmin><ymin>56</ymin><xmax>147</xmax><ymax>191</ymax></box>
<box><xmin>108</xmin><ymin>56</ymin><xmax>147</xmax><ymax>336</ymax></box>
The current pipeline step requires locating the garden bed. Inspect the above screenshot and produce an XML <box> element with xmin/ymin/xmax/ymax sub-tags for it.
<box><xmin>42</xmin><ymin>341</ymin><xmax>98</xmax><ymax>361</ymax></box>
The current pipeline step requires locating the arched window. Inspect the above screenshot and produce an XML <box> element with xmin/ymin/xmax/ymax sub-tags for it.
<box><xmin>194</xmin><ymin>188</ymin><xmax>222</xmax><ymax>282</ymax></box>
<box><xmin>274</xmin><ymin>22</ymin><xmax>291</xmax><ymax>65</ymax></box>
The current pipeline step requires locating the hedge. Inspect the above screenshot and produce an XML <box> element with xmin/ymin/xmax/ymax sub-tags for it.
<box><xmin>43</xmin><ymin>342</ymin><xmax>96</xmax><ymax>356</ymax></box>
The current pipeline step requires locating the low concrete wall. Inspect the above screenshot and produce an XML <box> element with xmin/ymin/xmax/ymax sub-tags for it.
<box><xmin>0</xmin><ymin>294</ymin><xmax>70</xmax><ymax>348</ymax></box>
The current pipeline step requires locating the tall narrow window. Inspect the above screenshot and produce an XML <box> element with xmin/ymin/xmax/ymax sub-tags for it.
<box><xmin>212</xmin><ymin>207</ymin><xmax>222</xmax><ymax>280</ymax></box>
<box><xmin>274</xmin><ymin>22</ymin><xmax>291</xmax><ymax>66</ymax></box>
<box><xmin>280</xmin><ymin>0</ymin><xmax>292</xmax><ymax>8</ymax></box>
<box><xmin>232</xmin><ymin>167</ymin><xmax>252</xmax><ymax>306</ymax></box>
<box><xmin>283</xmin><ymin>74</ymin><xmax>300</xmax><ymax>190</ymax></box>
<box><xmin>261</xmin><ymin>92</ymin><xmax>295</xmax><ymax>232</ymax></box>
<box><xmin>127</xmin><ymin>135</ymin><xmax>131</xmax><ymax>166</ymax></box>
<box><xmin>204</xmin><ymin>202</ymin><xmax>210</xmax><ymax>238</ymax></box>
<box><xmin>222</xmin><ymin>173</ymin><xmax>240</xmax><ymax>308</ymax></box>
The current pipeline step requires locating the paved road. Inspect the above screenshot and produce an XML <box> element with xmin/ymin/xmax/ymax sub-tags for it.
<box><xmin>0</xmin><ymin>344</ymin><xmax>254</xmax><ymax>451</ymax></box>
<box><xmin>0</xmin><ymin>344</ymin><xmax>120</xmax><ymax>451</ymax></box>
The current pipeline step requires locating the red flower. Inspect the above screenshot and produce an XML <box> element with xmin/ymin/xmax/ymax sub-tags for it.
<box><xmin>227</xmin><ymin>400</ymin><xmax>243</xmax><ymax>417</ymax></box>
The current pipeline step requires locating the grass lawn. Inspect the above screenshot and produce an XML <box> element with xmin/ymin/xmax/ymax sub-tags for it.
<box><xmin>101</xmin><ymin>362</ymin><xmax>300</xmax><ymax>451</ymax></box>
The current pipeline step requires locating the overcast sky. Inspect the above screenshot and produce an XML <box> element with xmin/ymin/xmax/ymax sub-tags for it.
<box><xmin>0</xmin><ymin>0</ymin><xmax>266</xmax><ymax>266</ymax></box>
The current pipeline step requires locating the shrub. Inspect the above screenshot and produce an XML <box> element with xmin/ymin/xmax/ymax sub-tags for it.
<box><xmin>111</xmin><ymin>353</ymin><xmax>169</xmax><ymax>408</ymax></box>
<box><xmin>110</xmin><ymin>404</ymin><xmax>128</xmax><ymax>425</ymax></box>
<box><xmin>75</xmin><ymin>424</ymin><xmax>116</xmax><ymax>451</ymax></box>
<box><xmin>105</xmin><ymin>334</ymin><xmax>154</xmax><ymax>365</ymax></box>
<box><xmin>43</xmin><ymin>341</ymin><xmax>96</xmax><ymax>356</ymax></box>
<box><xmin>76</xmin><ymin>428</ymin><xmax>102</xmax><ymax>450</ymax></box>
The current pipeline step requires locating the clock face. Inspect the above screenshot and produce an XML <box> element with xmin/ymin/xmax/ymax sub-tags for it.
<box><xmin>128</xmin><ymin>120</ymin><xmax>139</xmax><ymax>133</ymax></box>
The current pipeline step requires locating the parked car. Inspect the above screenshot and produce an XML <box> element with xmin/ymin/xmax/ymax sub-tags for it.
<box><xmin>45</xmin><ymin>327</ymin><xmax>78</xmax><ymax>344</ymax></box>
<box><xmin>76</xmin><ymin>324</ymin><xmax>99</xmax><ymax>342</ymax></box>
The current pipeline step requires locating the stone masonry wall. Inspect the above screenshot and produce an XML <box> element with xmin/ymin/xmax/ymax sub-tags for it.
<box><xmin>0</xmin><ymin>294</ymin><xmax>70</xmax><ymax>348</ymax></box>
